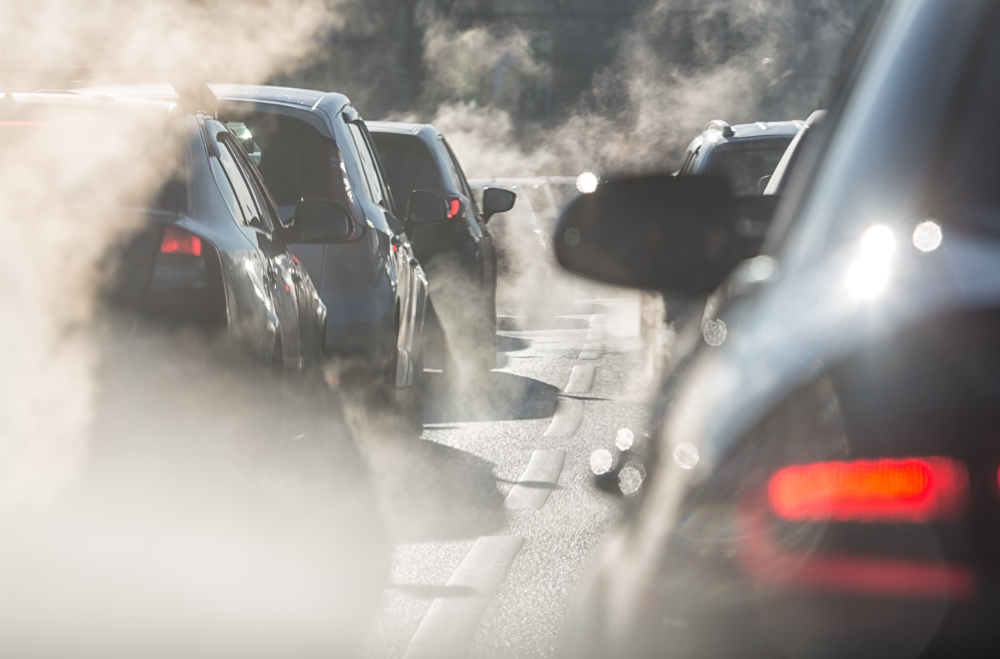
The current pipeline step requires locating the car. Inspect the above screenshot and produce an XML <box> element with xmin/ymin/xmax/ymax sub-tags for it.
<box><xmin>762</xmin><ymin>109</ymin><xmax>827</xmax><ymax>195</ymax></box>
<box><xmin>677</xmin><ymin>119</ymin><xmax>805</xmax><ymax>195</ymax></box>
<box><xmin>2</xmin><ymin>86</ymin><xmax>332</xmax><ymax>432</ymax></box>
<box><xmin>663</xmin><ymin>119</ymin><xmax>805</xmax><ymax>328</ymax></box>
<box><xmin>213</xmin><ymin>88</ymin><xmax>446</xmax><ymax>421</ymax></box>
<box><xmin>555</xmin><ymin>0</ymin><xmax>1000</xmax><ymax>657</ymax></box>
<box><xmin>368</xmin><ymin>121</ymin><xmax>515</xmax><ymax>374</ymax></box>
<box><xmin>73</xmin><ymin>84</ymin><xmax>449</xmax><ymax>425</ymax></box>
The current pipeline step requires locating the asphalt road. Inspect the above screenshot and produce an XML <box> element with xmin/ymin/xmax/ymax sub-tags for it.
<box><xmin>357</xmin><ymin>285</ymin><xmax>662</xmax><ymax>659</ymax></box>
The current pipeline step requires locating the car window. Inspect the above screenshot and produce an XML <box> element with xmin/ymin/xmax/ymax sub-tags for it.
<box><xmin>225</xmin><ymin>114</ymin><xmax>340</xmax><ymax>209</ymax></box>
<box><xmin>440</xmin><ymin>138</ymin><xmax>479</xmax><ymax>213</ymax></box>
<box><xmin>217</xmin><ymin>137</ymin><xmax>268</xmax><ymax>231</ymax></box>
<box><xmin>348</xmin><ymin>122</ymin><xmax>386</xmax><ymax>207</ymax></box>
<box><xmin>704</xmin><ymin>141</ymin><xmax>791</xmax><ymax>195</ymax></box>
<box><xmin>371</xmin><ymin>133</ymin><xmax>443</xmax><ymax>208</ymax></box>
<box><xmin>222</xmin><ymin>133</ymin><xmax>278</xmax><ymax>234</ymax></box>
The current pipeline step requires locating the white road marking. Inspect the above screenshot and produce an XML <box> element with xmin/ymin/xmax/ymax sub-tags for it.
<box><xmin>564</xmin><ymin>364</ymin><xmax>596</xmax><ymax>394</ymax></box>
<box><xmin>403</xmin><ymin>536</ymin><xmax>525</xmax><ymax>659</ymax></box>
<box><xmin>543</xmin><ymin>398</ymin><xmax>585</xmax><ymax>437</ymax></box>
<box><xmin>504</xmin><ymin>450</ymin><xmax>567</xmax><ymax>509</ymax></box>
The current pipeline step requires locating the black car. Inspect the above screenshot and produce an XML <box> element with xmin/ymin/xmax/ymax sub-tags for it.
<box><xmin>557</xmin><ymin>0</ymin><xmax>1000</xmax><ymax>657</ymax></box>
<box><xmin>2</xmin><ymin>89</ymin><xmax>330</xmax><ymax>422</ymax></box>
<box><xmin>678</xmin><ymin>119</ymin><xmax>804</xmax><ymax>195</ymax></box>
<box><xmin>368</xmin><ymin>121</ymin><xmax>515</xmax><ymax>374</ymax></box>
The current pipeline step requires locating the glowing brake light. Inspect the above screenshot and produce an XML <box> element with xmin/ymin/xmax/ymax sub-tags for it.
<box><xmin>160</xmin><ymin>226</ymin><xmax>202</xmax><ymax>257</ymax></box>
<box><xmin>447</xmin><ymin>199</ymin><xmax>462</xmax><ymax>219</ymax></box>
<box><xmin>769</xmin><ymin>457</ymin><xmax>967</xmax><ymax>523</ymax></box>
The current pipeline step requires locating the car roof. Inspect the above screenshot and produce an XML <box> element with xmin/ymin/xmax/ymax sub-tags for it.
<box><xmin>67</xmin><ymin>83</ymin><xmax>352</xmax><ymax>116</ymax></box>
<box><xmin>691</xmin><ymin>119</ymin><xmax>805</xmax><ymax>152</ymax></box>
<box><xmin>366</xmin><ymin>121</ymin><xmax>430</xmax><ymax>136</ymax></box>
<box><xmin>210</xmin><ymin>84</ymin><xmax>351</xmax><ymax>114</ymax></box>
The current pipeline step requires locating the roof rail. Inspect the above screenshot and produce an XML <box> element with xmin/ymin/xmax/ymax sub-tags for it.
<box><xmin>0</xmin><ymin>66</ymin><xmax>218</xmax><ymax>117</ymax></box>
<box><xmin>704</xmin><ymin>119</ymin><xmax>734</xmax><ymax>137</ymax></box>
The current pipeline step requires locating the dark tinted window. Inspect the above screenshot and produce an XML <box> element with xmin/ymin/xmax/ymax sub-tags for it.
<box><xmin>215</xmin><ymin>136</ymin><xmax>262</xmax><ymax>227</ymax></box>
<box><xmin>441</xmin><ymin>138</ymin><xmax>479</xmax><ymax>213</ymax></box>
<box><xmin>705</xmin><ymin>141</ymin><xmax>791</xmax><ymax>195</ymax></box>
<box><xmin>348</xmin><ymin>122</ymin><xmax>386</xmax><ymax>207</ymax></box>
<box><xmin>371</xmin><ymin>133</ymin><xmax>444</xmax><ymax>207</ymax></box>
<box><xmin>224</xmin><ymin>114</ymin><xmax>340</xmax><ymax>209</ymax></box>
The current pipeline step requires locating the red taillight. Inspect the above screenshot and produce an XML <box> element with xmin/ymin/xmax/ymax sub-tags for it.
<box><xmin>160</xmin><ymin>226</ymin><xmax>202</xmax><ymax>257</ymax></box>
<box><xmin>769</xmin><ymin>457</ymin><xmax>968</xmax><ymax>523</ymax></box>
<box><xmin>447</xmin><ymin>199</ymin><xmax>462</xmax><ymax>219</ymax></box>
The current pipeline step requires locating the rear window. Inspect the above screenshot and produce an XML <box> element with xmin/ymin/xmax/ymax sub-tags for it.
<box><xmin>222</xmin><ymin>113</ymin><xmax>341</xmax><ymax>209</ymax></box>
<box><xmin>371</xmin><ymin>133</ymin><xmax>446</xmax><ymax>205</ymax></box>
<box><xmin>704</xmin><ymin>140</ymin><xmax>792</xmax><ymax>196</ymax></box>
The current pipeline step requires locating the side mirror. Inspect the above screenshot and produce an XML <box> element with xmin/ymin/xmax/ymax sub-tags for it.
<box><xmin>554</xmin><ymin>174</ymin><xmax>777</xmax><ymax>295</ymax></box>
<box><xmin>481</xmin><ymin>187</ymin><xmax>516</xmax><ymax>224</ymax></box>
<box><xmin>293</xmin><ymin>199</ymin><xmax>357</xmax><ymax>243</ymax></box>
<box><xmin>405</xmin><ymin>190</ymin><xmax>449</xmax><ymax>229</ymax></box>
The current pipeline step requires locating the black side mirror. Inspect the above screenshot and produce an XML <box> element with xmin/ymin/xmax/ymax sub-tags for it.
<box><xmin>292</xmin><ymin>199</ymin><xmax>357</xmax><ymax>243</ymax></box>
<box><xmin>481</xmin><ymin>187</ymin><xmax>516</xmax><ymax>224</ymax></box>
<box><xmin>405</xmin><ymin>190</ymin><xmax>449</xmax><ymax>229</ymax></box>
<box><xmin>554</xmin><ymin>174</ymin><xmax>777</xmax><ymax>295</ymax></box>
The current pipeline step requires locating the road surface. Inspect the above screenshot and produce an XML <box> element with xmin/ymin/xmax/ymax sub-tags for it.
<box><xmin>358</xmin><ymin>288</ymin><xmax>663</xmax><ymax>659</ymax></box>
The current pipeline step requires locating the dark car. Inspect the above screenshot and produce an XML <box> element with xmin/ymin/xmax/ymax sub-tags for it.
<box><xmin>556</xmin><ymin>0</ymin><xmax>1000</xmax><ymax>657</ymax></box>
<box><xmin>213</xmin><ymin>87</ymin><xmax>440</xmax><ymax>413</ymax></box>
<box><xmin>2</xmin><ymin>89</ymin><xmax>330</xmax><ymax>425</ymax></box>
<box><xmin>678</xmin><ymin>119</ymin><xmax>804</xmax><ymax>195</ymax></box>
<box><xmin>78</xmin><ymin>84</ymin><xmax>445</xmax><ymax>421</ymax></box>
<box><xmin>367</xmin><ymin>122</ymin><xmax>515</xmax><ymax>374</ymax></box>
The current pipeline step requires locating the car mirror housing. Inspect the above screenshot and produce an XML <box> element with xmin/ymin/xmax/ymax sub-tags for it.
<box><xmin>554</xmin><ymin>174</ymin><xmax>776</xmax><ymax>295</ymax></box>
<box><xmin>293</xmin><ymin>199</ymin><xmax>357</xmax><ymax>244</ymax></box>
<box><xmin>405</xmin><ymin>190</ymin><xmax>449</xmax><ymax>228</ymax></box>
<box><xmin>481</xmin><ymin>187</ymin><xmax>517</xmax><ymax>224</ymax></box>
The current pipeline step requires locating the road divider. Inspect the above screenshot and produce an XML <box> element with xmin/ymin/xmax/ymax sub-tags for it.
<box><xmin>403</xmin><ymin>536</ymin><xmax>525</xmax><ymax>659</ymax></box>
<box><xmin>504</xmin><ymin>450</ymin><xmax>567</xmax><ymax>509</ymax></box>
<box><xmin>543</xmin><ymin>398</ymin><xmax>585</xmax><ymax>438</ymax></box>
<box><xmin>564</xmin><ymin>364</ymin><xmax>596</xmax><ymax>394</ymax></box>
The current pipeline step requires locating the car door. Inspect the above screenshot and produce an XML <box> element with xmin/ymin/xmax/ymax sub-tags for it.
<box><xmin>235</xmin><ymin>136</ymin><xmax>325</xmax><ymax>369</ymax></box>
<box><xmin>212</xmin><ymin>125</ymin><xmax>302</xmax><ymax>372</ymax></box>
<box><xmin>344</xmin><ymin>114</ymin><xmax>426</xmax><ymax>385</ymax></box>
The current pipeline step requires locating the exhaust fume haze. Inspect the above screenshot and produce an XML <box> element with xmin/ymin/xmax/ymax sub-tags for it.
<box><xmin>0</xmin><ymin>0</ymin><xmax>870</xmax><ymax>656</ymax></box>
